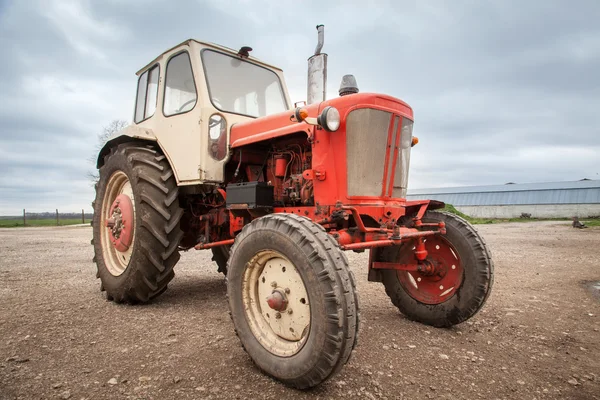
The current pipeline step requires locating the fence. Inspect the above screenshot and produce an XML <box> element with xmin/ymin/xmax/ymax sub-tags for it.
<box><xmin>0</xmin><ymin>210</ymin><xmax>94</xmax><ymax>227</ymax></box>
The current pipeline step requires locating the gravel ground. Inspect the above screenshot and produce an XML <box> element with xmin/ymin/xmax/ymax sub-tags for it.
<box><xmin>0</xmin><ymin>222</ymin><xmax>598</xmax><ymax>400</ymax></box>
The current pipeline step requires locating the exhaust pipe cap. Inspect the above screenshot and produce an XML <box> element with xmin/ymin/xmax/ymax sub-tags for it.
<box><xmin>339</xmin><ymin>74</ymin><xmax>359</xmax><ymax>96</ymax></box>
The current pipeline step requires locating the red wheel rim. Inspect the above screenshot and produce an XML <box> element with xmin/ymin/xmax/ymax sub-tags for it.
<box><xmin>106</xmin><ymin>193</ymin><xmax>134</xmax><ymax>252</ymax></box>
<box><xmin>397</xmin><ymin>236</ymin><xmax>463</xmax><ymax>305</ymax></box>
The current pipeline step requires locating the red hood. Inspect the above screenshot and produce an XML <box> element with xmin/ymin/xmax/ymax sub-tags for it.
<box><xmin>230</xmin><ymin>93</ymin><xmax>413</xmax><ymax>148</ymax></box>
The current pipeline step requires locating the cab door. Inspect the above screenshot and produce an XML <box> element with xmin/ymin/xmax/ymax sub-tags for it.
<box><xmin>155</xmin><ymin>49</ymin><xmax>203</xmax><ymax>183</ymax></box>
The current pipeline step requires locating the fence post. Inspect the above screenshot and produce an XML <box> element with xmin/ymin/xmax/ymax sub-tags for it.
<box><xmin>56</xmin><ymin>209</ymin><xmax>59</xmax><ymax>226</ymax></box>
<box><xmin>82</xmin><ymin>209</ymin><xmax>85</xmax><ymax>224</ymax></box>
<box><xmin>23</xmin><ymin>209</ymin><xmax>26</xmax><ymax>227</ymax></box>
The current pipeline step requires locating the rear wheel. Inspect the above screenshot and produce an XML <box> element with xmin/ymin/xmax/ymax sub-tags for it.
<box><xmin>227</xmin><ymin>214</ymin><xmax>359</xmax><ymax>389</ymax></box>
<box><xmin>92</xmin><ymin>143</ymin><xmax>184</xmax><ymax>303</ymax></box>
<box><xmin>378</xmin><ymin>211</ymin><xmax>493</xmax><ymax>327</ymax></box>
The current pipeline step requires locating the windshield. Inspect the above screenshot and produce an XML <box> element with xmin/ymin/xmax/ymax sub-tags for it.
<box><xmin>202</xmin><ymin>50</ymin><xmax>288</xmax><ymax>118</ymax></box>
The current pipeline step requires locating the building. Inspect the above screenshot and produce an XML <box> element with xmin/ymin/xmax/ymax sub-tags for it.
<box><xmin>406</xmin><ymin>180</ymin><xmax>600</xmax><ymax>218</ymax></box>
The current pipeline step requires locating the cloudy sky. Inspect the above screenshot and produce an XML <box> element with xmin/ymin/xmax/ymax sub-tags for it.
<box><xmin>0</xmin><ymin>0</ymin><xmax>598</xmax><ymax>214</ymax></box>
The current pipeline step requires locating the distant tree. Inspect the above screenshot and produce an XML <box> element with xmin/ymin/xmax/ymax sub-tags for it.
<box><xmin>88</xmin><ymin>119</ymin><xmax>128</xmax><ymax>184</ymax></box>
<box><xmin>98</xmin><ymin>120</ymin><xmax>128</xmax><ymax>146</ymax></box>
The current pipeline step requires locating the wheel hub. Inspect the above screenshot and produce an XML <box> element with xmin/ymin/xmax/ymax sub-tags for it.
<box><xmin>242</xmin><ymin>251</ymin><xmax>311</xmax><ymax>356</ymax></box>
<box><xmin>257</xmin><ymin>258</ymin><xmax>309</xmax><ymax>342</ymax></box>
<box><xmin>417</xmin><ymin>259</ymin><xmax>437</xmax><ymax>276</ymax></box>
<box><xmin>398</xmin><ymin>237</ymin><xmax>463</xmax><ymax>304</ymax></box>
<box><xmin>266</xmin><ymin>289</ymin><xmax>289</xmax><ymax>311</ymax></box>
<box><xmin>106</xmin><ymin>194</ymin><xmax>134</xmax><ymax>252</ymax></box>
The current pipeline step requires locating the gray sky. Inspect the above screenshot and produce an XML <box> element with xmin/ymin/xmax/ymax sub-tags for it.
<box><xmin>0</xmin><ymin>0</ymin><xmax>599</xmax><ymax>214</ymax></box>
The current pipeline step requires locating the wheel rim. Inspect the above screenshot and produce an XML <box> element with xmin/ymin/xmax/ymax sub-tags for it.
<box><xmin>397</xmin><ymin>236</ymin><xmax>464</xmax><ymax>305</ymax></box>
<box><xmin>100</xmin><ymin>171</ymin><xmax>136</xmax><ymax>276</ymax></box>
<box><xmin>242</xmin><ymin>250</ymin><xmax>311</xmax><ymax>357</ymax></box>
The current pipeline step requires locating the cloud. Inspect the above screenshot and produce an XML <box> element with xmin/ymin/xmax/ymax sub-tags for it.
<box><xmin>0</xmin><ymin>0</ymin><xmax>599</xmax><ymax>214</ymax></box>
<box><xmin>41</xmin><ymin>0</ymin><xmax>130</xmax><ymax>62</ymax></box>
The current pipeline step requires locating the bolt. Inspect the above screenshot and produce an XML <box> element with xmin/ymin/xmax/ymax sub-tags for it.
<box><xmin>284</xmin><ymin>288</ymin><xmax>290</xmax><ymax>294</ymax></box>
<box><xmin>287</xmin><ymin>309</ymin><xmax>293</xmax><ymax>315</ymax></box>
<box><xmin>271</xmin><ymin>281</ymin><xmax>277</xmax><ymax>288</ymax></box>
<box><xmin>275</xmin><ymin>312</ymin><xmax>281</xmax><ymax>319</ymax></box>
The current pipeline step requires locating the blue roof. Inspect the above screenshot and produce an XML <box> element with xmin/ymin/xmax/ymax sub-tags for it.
<box><xmin>407</xmin><ymin>180</ymin><xmax>600</xmax><ymax>206</ymax></box>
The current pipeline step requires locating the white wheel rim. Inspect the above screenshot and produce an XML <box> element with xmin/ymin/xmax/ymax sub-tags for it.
<box><xmin>100</xmin><ymin>171</ymin><xmax>136</xmax><ymax>276</ymax></box>
<box><xmin>242</xmin><ymin>250</ymin><xmax>311</xmax><ymax>357</ymax></box>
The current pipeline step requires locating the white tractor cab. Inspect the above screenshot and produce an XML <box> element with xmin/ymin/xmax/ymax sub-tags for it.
<box><xmin>102</xmin><ymin>40</ymin><xmax>292</xmax><ymax>183</ymax></box>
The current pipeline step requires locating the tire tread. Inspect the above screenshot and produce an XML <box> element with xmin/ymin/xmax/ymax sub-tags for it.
<box><xmin>226</xmin><ymin>213</ymin><xmax>360</xmax><ymax>389</ymax></box>
<box><xmin>92</xmin><ymin>142</ymin><xmax>183</xmax><ymax>303</ymax></box>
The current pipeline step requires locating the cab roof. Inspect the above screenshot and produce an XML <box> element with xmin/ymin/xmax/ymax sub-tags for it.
<box><xmin>136</xmin><ymin>39</ymin><xmax>284</xmax><ymax>76</ymax></box>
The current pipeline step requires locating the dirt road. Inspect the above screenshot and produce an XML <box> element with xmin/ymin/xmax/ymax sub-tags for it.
<box><xmin>0</xmin><ymin>222</ymin><xmax>598</xmax><ymax>399</ymax></box>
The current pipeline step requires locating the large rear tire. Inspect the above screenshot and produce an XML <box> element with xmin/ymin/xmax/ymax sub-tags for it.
<box><xmin>377</xmin><ymin>211</ymin><xmax>493</xmax><ymax>327</ymax></box>
<box><xmin>92</xmin><ymin>143</ymin><xmax>184</xmax><ymax>303</ymax></box>
<box><xmin>227</xmin><ymin>214</ymin><xmax>359</xmax><ymax>389</ymax></box>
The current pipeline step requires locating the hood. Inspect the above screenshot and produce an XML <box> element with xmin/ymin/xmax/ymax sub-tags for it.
<box><xmin>230</xmin><ymin>93</ymin><xmax>413</xmax><ymax>148</ymax></box>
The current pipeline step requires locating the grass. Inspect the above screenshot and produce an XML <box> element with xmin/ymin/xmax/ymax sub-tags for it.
<box><xmin>1</xmin><ymin>207</ymin><xmax>598</xmax><ymax>228</ymax></box>
<box><xmin>441</xmin><ymin>204</ymin><xmax>600</xmax><ymax>226</ymax></box>
<box><xmin>0</xmin><ymin>219</ymin><xmax>85</xmax><ymax>228</ymax></box>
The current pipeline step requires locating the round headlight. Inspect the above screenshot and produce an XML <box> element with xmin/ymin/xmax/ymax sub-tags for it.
<box><xmin>318</xmin><ymin>106</ymin><xmax>340</xmax><ymax>132</ymax></box>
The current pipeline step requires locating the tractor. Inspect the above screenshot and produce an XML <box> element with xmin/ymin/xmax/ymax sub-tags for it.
<box><xmin>92</xmin><ymin>25</ymin><xmax>494</xmax><ymax>389</ymax></box>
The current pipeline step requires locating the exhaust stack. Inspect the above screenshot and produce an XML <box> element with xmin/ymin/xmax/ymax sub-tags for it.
<box><xmin>307</xmin><ymin>25</ymin><xmax>327</xmax><ymax>105</ymax></box>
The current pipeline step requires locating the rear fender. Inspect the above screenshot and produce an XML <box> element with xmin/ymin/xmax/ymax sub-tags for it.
<box><xmin>96</xmin><ymin>125</ymin><xmax>160</xmax><ymax>168</ymax></box>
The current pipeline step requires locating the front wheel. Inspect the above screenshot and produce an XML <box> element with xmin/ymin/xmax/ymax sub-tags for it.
<box><xmin>377</xmin><ymin>211</ymin><xmax>493</xmax><ymax>327</ymax></box>
<box><xmin>226</xmin><ymin>214</ymin><xmax>359</xmax><ymax>389</ymax></box>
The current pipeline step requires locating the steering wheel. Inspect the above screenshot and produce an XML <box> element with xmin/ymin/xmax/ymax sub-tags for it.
<box><xmin>176</xmin><ymin>99</ymin><xmax>196</xmax><ymax>113</ymax></box>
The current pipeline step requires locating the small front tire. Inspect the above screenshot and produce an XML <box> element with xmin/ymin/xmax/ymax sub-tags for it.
<box><xmin>377</xmin><ymin>211</ymin><xmax>493</xmax><ymax>327</ymax></box>
<box><xmin>227</xmin><ymin>214</ymin><xmax>359</xmax><ymax>389</ymax></box>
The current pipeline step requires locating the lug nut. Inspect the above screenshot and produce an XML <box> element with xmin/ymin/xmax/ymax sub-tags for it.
<box><xmin>284</xmin><ymin>288</ymin><xmax>290</xmax><ymax>294</ymax></box>
<box><xmin>270</xmin><ymin>281</ymin><xmax>277</xmax><ymax>288</ymax></box>
<box><xmin>275</xmin><ymin>312</ymin><xmax>281</xmax><ymax>319</ymax></box>
<box><xmin>287</xmin><ymin>309</ymin><xmax>293</xmax><ymax>315</ymax></box>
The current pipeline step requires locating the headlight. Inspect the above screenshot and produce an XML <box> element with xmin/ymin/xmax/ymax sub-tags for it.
<box><xmin>318</xmin><ymin>106</ymin><xmax>340</xmax><ymax>132</ymax></box>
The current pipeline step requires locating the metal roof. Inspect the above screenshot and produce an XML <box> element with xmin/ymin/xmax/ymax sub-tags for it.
<box><xmin>137</xmin><ymin>39</ymin><xmax>284</xmax><ymax>76</ymax></box>
<box><xmin>407</xmin><ymin>180</ymin><xmax>600</xmax><ymax>206</ymax></box>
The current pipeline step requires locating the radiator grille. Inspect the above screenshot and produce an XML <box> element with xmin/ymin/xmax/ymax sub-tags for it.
<box><xmin>346</xmin><ymin>109</ymin><xmax>392</xmax><ymax>197</ymax></box>
<box><xmin>392</xmin><ymin>118</ymin><xmax>413</xmax><ymax>198</ymax></box>
<box><xmin>346</xmin><ymin>108</ymin><xmax>412</xmax><ymax>198</ymax></box>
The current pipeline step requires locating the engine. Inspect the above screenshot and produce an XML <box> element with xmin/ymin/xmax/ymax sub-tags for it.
<box><xmin>178</xmin><ymin>137</ymin><xmax>314</xmax><ymax>249</ymax></box>
<box><xmin>265</xmin><ymin>143</ymin><xmax>314</xmax><ymax>207</ymax></box>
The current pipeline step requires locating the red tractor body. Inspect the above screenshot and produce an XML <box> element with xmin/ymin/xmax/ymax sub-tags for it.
<box><xmin>198</xmin><ymin>92</ymin><xmax>443</xmax><ymax>273</ymax></box>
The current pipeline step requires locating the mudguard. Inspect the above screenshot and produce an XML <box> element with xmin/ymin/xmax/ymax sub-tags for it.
<box><xmin>96</xmin><ymin>125</ymin><xmax>159</xmax><ymax>168</ymax></box>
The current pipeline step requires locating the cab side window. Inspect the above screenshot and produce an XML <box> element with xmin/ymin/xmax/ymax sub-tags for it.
<box><xmin>163</xmin><ymin>52</ymin><xmax>197</xmax><ymax>116</ymax></box>
<box><xmin>134</xmin><ymin>64</ymin><xmax>159</xmax><ymax>123</ymax></box>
